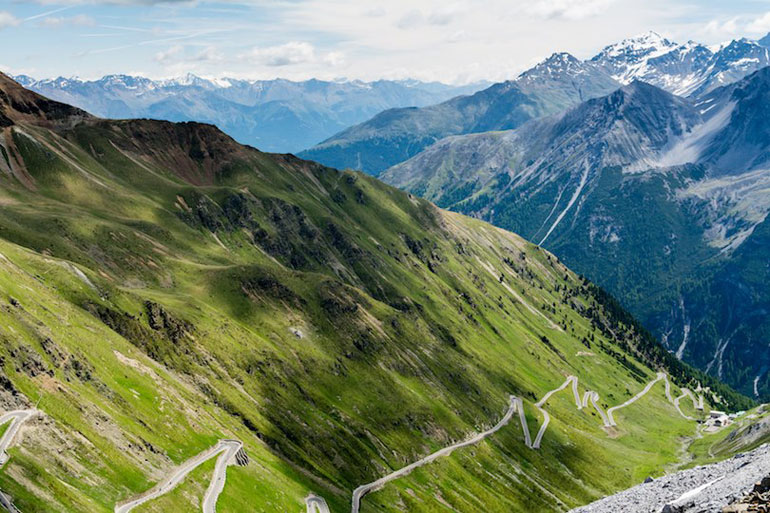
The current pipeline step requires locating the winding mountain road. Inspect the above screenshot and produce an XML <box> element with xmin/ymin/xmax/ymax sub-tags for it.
<box><xmin>350</xmin><ymin>395</ymin><xmax>518</xmax><ymax>513</ymax></box>
<box><xmin>114</xmin><ymin>439</ymin><xmax>243</xmax><ymax>513</ymax></box>
<box><xmin>532</xmin><ymin>376</ymin><xmax>579</xmax><ymax>449</ymax></box>
<box><xmin>306</xmin><ymin>494</ymin><xmax>331</xmax><ymax>513</ymax></box>
<box><xmin>607</xmin><ymin>373</ymin><xmax>665</xmax><ymax>426</ymax></box>
<box><xmin>0</xmin><ymin>410</ymin><xmax>36</xmax><ymax>468</ymax></box>
<box><xmin>349</xmin><ymin>371</ymin><xmax>701</xmax><ymax>512</ymax></box>
<box><xmin>202</xmin><ymin>441</ymin><xmax>243</xmax><ymax>513</ymax></box>
<box><xmin>0</xmin><ymin>409</ymin><xmax>36</xmax><ymax>513</ymax></box>
<box><xmin>673</xmin><ymin>391</ymin><xmax>697</xmax><ymax>421</ymax></box>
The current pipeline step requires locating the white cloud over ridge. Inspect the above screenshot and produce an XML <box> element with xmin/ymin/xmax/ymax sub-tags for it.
<box><xmin>244</xmin><ymin>41</ymin><xmax>316</xmax><ymax>67</ymax></box>
<box><xmin>747</xmin><ymin>12</ymin><xmax>770</xmax><ymax>36</ymax></box>
<box><xmin>0</xmin><ymin>11</ymin><xmax>19</xmax><ymax>29</ymax></box>
<box><xmin>526</xmin><ymin>0</ymin><xmax>617</xmax><ymax>20</ymax></box>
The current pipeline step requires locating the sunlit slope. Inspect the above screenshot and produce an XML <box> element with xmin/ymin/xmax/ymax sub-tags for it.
<box><xmin>0</xmin><ymin>74</ymin><xmax>748</xmax><ymax>512</ymax></box>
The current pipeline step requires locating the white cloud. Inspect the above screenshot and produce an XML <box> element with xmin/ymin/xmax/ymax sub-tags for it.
<box><xmin>448</xmin><ymin>29</ymin><xmax>468</xmax><ymax>43</ymax></box>
<box><xmin>526</xmin><ymin>0</ymin><xmax>617</xmax><ymax>20</ymax></box>
<box><xmin>747</xmin><ymin>12</ymin><xmax>770</xmax><ymax>36</ymax></box>
<box><xmin>699</xmin><ymin>17</ymin><xmax>741</xmax><ymax>40</ymax></box>
<box><xmin>41</xmin><ymin>14</ymin><xmax>96</xmax><ymax>26</ymax></box>
<box><xmin>155</xmin><ymin>44</ymin><xmax>183</xmax><ymax>63</ymax></box>
<box><xmin>322</xmin><ymin>51</ymin><xmax>345</xmax><ymax>67</ymax></box>
<box><xmin>0</xmin><ymin>11</ymin><xmax>20</xmax><ymax>29</ymax></box>
<box><xmin>31</xmin><ymin>0</ymin><xmax>191</xmax><ymax>4</ymax></box>
<box><xmin>396</xmin><ymin>9</ymin><xmax>424</xmax><ymax>29</ymax></box>
<box><xmin>244</xmin><ymin>42</ymin><xmax>316</xmax><ymax>67</ymax></box>
<box><xmin>191</xmin><ymin>46</ymin><xmax>223</xmax><ymax>62</ymax></box>
<box><xmin>154</xmin><ymin>44</ymin><xmax>222</xmax><ymax>65</ymax></box>
<box><xmin>363</xmin><ymin>7</ymin><xmax>386</xmax><ymax>17</ymax></box>
<box><xmin>427</xmin><ymin>10</ymin><xmax>455</xmax><ymax>26</ymax></box>
<box><xmin>395</xmin><ymin>6</ymin><xmax>463</xmax><ymax>30</ymax></box>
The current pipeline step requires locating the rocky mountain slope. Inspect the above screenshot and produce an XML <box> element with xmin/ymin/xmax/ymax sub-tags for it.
<box><xmin>0</xmin><ymin>74</ymin><xmax>749</xmax><ymax>512</ymax></box>
<box><xmin>14</xmin><ymin>74</ymin><xmax>483</xmax><ymax>154</ymax></box>
<box><xmin>382</xmin><ymin>67</ymin><xmax>770</xmax><ymax>399</ymax></box>
<box><xmin>301</xmin><ymin>31</ymin><xmax>770</xmax><ymax>175</ymax></box>
<box><xmin>572</xmin><ymin>443</ymin><xmax>770</xmax><ymax>513</ymax></box>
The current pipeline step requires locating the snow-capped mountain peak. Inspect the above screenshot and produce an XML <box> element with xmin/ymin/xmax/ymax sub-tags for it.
<box><xmin>588</xmin><ymin>31</ymin><xmax>770</xmax><ymax>97</ymax></box>
<box><xmin>589</xmin><ymin>31</ymin><xmax>684</xmax><ymax>87</ymax></box>
<box><xmin>517</xmin><ymin>52</ymin><xmax>586</xmax><ymax>80</ymax></box>
<box><xmin>598</xmin><ymin>31</ymin><xmax>679</xmax><ymax>60</ymax></box>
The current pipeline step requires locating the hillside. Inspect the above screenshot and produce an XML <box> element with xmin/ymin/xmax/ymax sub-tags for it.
<box><xmin>0</xmin><ymin>74</ymin><xmax>750</xmax><ymax>513</ymax></box>
<box><xmin>382</xmin><ymin>68</ymin><xmax>770</xmax><ymax>399</ymax></box>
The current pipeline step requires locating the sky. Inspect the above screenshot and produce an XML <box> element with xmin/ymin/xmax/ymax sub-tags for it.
<box><xmin>1</xmin><ymin>0</ymin><xmax>770</xmax><ymax>84</ymax></box>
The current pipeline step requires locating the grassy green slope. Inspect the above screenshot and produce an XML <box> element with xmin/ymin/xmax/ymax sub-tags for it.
<box><xmin>0</xmin><ymin>77</ymin><xmax>748</xmax><ymax>512</ymax></box>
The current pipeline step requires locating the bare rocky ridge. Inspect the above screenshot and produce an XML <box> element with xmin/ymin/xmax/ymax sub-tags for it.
<box><xmin>570</xmin><ymin>444</ymin><xmax>770</xmax><ymax>513</ymax></box>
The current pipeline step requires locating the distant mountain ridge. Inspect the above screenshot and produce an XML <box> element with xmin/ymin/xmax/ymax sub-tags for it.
<box><xmin>590</xmin><ymin>32</ymin><xmax>770</xmax><ymax>96</ymax></box>
<box><xmin>301</xmin><ymin>31</ymin><xmax>770</xmax><ymax>175</ymax></box>
<box><xmin>381</xmin><ymin>67</ymin><xmax>770</xmax><ymax>398</ymax></box>
<box><xmin>13</xmin><ymin>73</ymin><xmax>486</xmax><ymax>153</ymax></box>
<box><xmin>300</xmin><ymin>52</ymin><xmax>621</xmax><ymax>175</ymax></box>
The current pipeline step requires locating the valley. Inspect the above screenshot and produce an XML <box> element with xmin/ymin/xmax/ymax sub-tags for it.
<box><xmin>0</xmin><ymin>73</ymin><xmax>752</xmax><ymax>513</ymax></box>
<box><xmin>0</xmin><ymin>0</ymin><xmax>769</xmax><ymax>507</ymax></box>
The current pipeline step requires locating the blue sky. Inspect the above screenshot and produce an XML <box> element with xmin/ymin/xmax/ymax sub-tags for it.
<box><xmin>2</xmin><ymin>0</ymin><xmax>770</xmax><ymax>83</ymax></box>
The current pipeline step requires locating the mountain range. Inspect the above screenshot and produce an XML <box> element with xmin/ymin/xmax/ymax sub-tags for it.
<box><xmin>0</xmin><ymin>72</ymin><xmax>749</xmax><ymax>512</ymax></box>
<box><xmin>301</xmin><ymin>31</ymin><xmax>770</xmax><ymax>175</ymax></box>
<box><xmin>382</xmin><ymin>65</ymin><xmax>770</xmax><ymax>399</ymax></box>
<box><xmin>13</xmin><ymin>74</ymin><xmax>485</xmax><ymax>153</ymax></box>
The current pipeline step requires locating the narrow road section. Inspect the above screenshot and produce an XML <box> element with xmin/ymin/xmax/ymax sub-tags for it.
<box><xmin>202</xmin><ymin>441</ymin><xmax>245</xmax><ymax>513</ymax></box>
<box><xmin>533</xmin><ymin>376</ymin><xmax>578</xmax><ymax>449</ymax></box>
<box><xmin>607</xmin><ymin>373</ymin><xmax>665</xmax><ymax>426</ymax></box>
<box><xmin>306</xmin><ymin>494</ymin><xmax>331</xmax><ymax>513</ymax></box>
<box><xmin>0</xmin><ymin>410</ymin><xmax>36</xmax><ymax>468</ymax></box>
<box><xmin>350</xmin><ymin>395</ymin><xmax>517</xmax><ymax>513</ymax></box>
<box><xmin>0</xmin><ymin>409</ymin><xmax>36</xmax><ymax>513</ymax></box>
<box><xmin>115</xmin><ymin>439</ymin><xmax>244</xmax><ymax>513</ymax></box>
